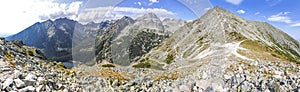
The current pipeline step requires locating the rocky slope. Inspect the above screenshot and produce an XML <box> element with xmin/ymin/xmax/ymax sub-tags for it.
<box><xmin>137</xmin><ymin>6</ymin><xmax>300</xmax><ymax>68</ymax></box>
<box><xmin>0</xmin><ymin>38</ymin><xmax>81</xmax><ymax>91</ymax></box>
<box><xmin>162</xmin><ymin>18</ymin><xmax>186</xmax><ymax>34</ymax></box>
<box><xmin>131</xmin><ymin>6</ymin><xmax>300</xmax><ymax>91</ymax></box>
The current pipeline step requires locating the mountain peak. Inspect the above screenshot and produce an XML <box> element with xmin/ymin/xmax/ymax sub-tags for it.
<box><xmin>144</xmin><ymin>13</ymin><xmax>158</xmax><ymax>18</ymax></box>
<box><xmin>204</xmin><ymin>6</ymin><xmax>234</xmax><ymax>17</ymax></box>
<box><xmin>211</xmin><ymin>6</ymin><xmax>225</xmax><ymax>11</ymax></box>
<box><xmin>136</xmin><ymin>13</ymin><xmax>159</xmax><ymax>21</ymax></box>
<box><xmin>54</xmin><ymin>17</ymin><xmax>76</xmax><ymax>23</ymax></box>
<box><xmin>120</xmin><ymin>16</ymin><xmax>134</xmax><ymax>22</ymax></box>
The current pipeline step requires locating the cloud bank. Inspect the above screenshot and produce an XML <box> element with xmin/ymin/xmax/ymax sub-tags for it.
<box><xmin>268</xmin><ymin>12</ymin><xmax>291</xmax><ymax>23</ymax></box>
<box><xmin>0</xmin><ymin>0</ymin><xmax>83</xmax><ymax>36</ymax></box>
<box><xmin>78</xmin><ymin>7</ymin><xmax>175</xmax><ymax>24</ymax></box>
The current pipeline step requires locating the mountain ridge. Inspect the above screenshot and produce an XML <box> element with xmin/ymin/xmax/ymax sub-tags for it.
<box><xmin>6</xmin><ymin>14</ymin><xmax>185</xmax><ymax>65</ymax></box>
<box><xmin>136</xmin><ymin>6</ymin><xmax>300</xmax><ymax>70</ymax></box>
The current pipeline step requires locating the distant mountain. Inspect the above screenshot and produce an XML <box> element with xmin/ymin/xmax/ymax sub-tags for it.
<box><xmin>7</xmin><ymin>18</ymin><xmax>77</xmax><ymax>62</ymax></box>
<box><xmin>97</xmin><ymin>13</ymin><xmax>172</xmax><ymax>65</ymax></box>
<box><xmin>6</xmin><ymin>15</ymin><xmax>185</xmax><ymax>65</ymax></box>
<box><xmin>137</xmin><ymin>7</ymin><xmax>300</xmax><ymax>70</ymax></box>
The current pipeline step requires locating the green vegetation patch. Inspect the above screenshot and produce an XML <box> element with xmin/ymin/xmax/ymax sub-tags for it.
<box><xmin>241</xmin><ymin>39</ymin><xmax>300</xmax><ymax>64</ymax></box>
<box><xmin>240</xmin><ymin>40</ymin><xmax>268</xmax><ymax>53</ymax></box>
<box><xmin>133</xmin><ymin>61</ymin><xmax>151</xmax><ymax>68</ymax></box>
<box><xmin>229</xmin><ymin>31</ymin><xmax>246</xmax><ymax>41</ymax></box>
<box><xmin>183</xmin><ymin>47</ymin><xmax>194</xmax><ymax>58</ymax></box>
<box><xmin>165</xmin><ymin>53</ymin><xmax>175</xmax><ymax>64</ymax></box>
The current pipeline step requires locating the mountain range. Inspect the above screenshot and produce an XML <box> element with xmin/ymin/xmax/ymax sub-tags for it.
<box><xmin>6</xmin><ymin>7</ymin><xmax>300</xmax><ymax>67</ymax></box>
<box><xmin>6</xmin><ymin>13</ymin><xmax>185</xmax><ymax>65</ymax></box>
<box><xmin>1</xmin><ymin>6</ymin><xmax>300</xmax><ymax>91</ymax></box>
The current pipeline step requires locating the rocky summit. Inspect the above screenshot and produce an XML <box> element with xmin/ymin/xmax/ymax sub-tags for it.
<box><xmin>1</xmin><ymin>6</ymin><xmax>300</xmax><ymax>92</ymax></box>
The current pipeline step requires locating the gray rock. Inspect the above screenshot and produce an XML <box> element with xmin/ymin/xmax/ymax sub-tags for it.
<box><xmin>27</xmin><ymin>86</ymin><xmax>35</xmax><ymax>91</ymax></box>
<box><xmin>14</xmin><ymin>78</ymin><xmax>25</xmax><ymax>88</ymax></box>
<box><xmin>3</xmin><ymin>78</ymin><xmax>13</xmax><ymax>89</ymax></box>
<box><xmin>224</xmin><ymin>74</ymin><xmax>231</xmax><ymax>80</ymax></box>
<box><xmin>19</xmin><ymin>86</ymin><xmax>35</xmax><ymax>92</ymax></box>
<box><xmin>25</xmin><ymin>73</ymin><xmax>37</xmax><ymax>81</ymax></box>
<box><xmin>24</xmin><ymin>80</ymin><xmax>36</xmax><ymax>86</ymax></box>
<box><xmin>179</xmin><ymin>85</ymin><xmax>190</xmax><ymax>91</ymax></box>
<box><xmin>1</xmin><ymin>67</ymin><xmax>11</xmax><ymax>72</ymax></box>
<box><xmin>36</xmin><ymin>85</ymin><xmax>44</xmax><ymax>92</ymax></box>
<box><xmin>0</xmin><ymin>83</ymin><xmax>2</xmax><ymax>90</ymax></box>
<box><xmin>19</xmin><ymin>87</ymin><xmax>29</xmax><ymax>92</ymax></box>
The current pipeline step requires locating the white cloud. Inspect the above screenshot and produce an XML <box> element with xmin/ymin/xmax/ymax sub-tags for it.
<box><xmin>267</xmin><ymin>12</ymin><xmax>291</xmax><ymax>23</ymax></box>
<box><xmin>148</xmin><ymin>0</ymin><xmax>159</xmax><ymax>6</ymax></box>
<box><xmin>204</xmin><ymin>8</ymin><xmax>211</xmax><ymax>12</ymax></box>
<box><xmin>78</xmin><ymin>7</ymin><xmax>175</xmax><ymax>24</ymax></box>
<box><xmin>291</xmin><ymin>23</ymin><xmax>300</xmax><ymax>27</ymax></box>
<box><xmin>134</xmin><ymin>2</ymin><xmax>142</xmax><ymax>6</ymax></box>
<box><xmin>225</xmin><ymin>0</ymin><xmax>243</xmax><ymax>5</ymax></box>
<box><xmin>149</xmin><ymin>0</ymin><xmax>159</xmax><ymax>3</ymax></box>
<box><xmin>237</xmin><ymin>10</ymin><xmax>245</xmax><ymax>14</ymax></box>
<box><xmin>255</xmin><ymin>12</ymin><xmax>260</xmax><ymax>15</ymax></box>
<box><xmin>0</xmin><ymin>0</ymin><xmax>83</xmax><ymax>36</ymax></box>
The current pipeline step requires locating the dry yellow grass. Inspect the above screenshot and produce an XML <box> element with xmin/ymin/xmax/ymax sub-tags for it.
<box><xmin>99</xmin><ymin>69</ymin><xmax>128</xmax><ymax>81</ymax></box>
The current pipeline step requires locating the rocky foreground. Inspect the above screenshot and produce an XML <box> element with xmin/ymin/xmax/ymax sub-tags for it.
<box><xmin>0</xmin><ymin>39</ymin><xmax>300</xmax><ymax>92</ymax></box>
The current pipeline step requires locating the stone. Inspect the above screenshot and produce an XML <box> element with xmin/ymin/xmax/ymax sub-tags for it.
<box><xmin>204</xmin><ymin>87</ymin><xmax>214</xmax><ymax>92</ymax></box>
<box><xmin>14</xmin><ymin>78</ymin><xmax>25</xmax><ymax>88</ymax></box>
<box><xmin>19</xmin><ymin>87</ymin><xmax>29</xmax><ymax>92</ymax></box>
<box><xmin>179</xmin><ymin>85</ymin><xmax>190</xmax><ymax>91</ymax></box>
<box><xmin>25</xmin><ymin>73</ymin><xmax>37</xmax><ymax>81</ymax></box>
<box><xmin>24</xmin><ymin>80</ymin><xmax>36</xmax><ymax>86</ymax></box>
<box><xmin>27</xmin><ymin>86</ymin><xmax>35</xmax><ymax>91</ymax></box>
<box><xmin>224</xmin><ymin>74</ymin><xmax>231</xmax><ymax>80</ymax></box>
<box><xmin>19</xmin><ymin>86</ymin><xmax>36</xmax><ymax>92</ymax></box>
<box><xmin>36</xmin><ymin>85</ymin><xmax>44</xmax><ymax>92</ymax></box>
<box><xmin>202</xmin><ymin>72</ymin><xmax>208</xmax><ymax>79</ymax></box>
<box><xmin>37</xmin><ymin>77</ymin><xmax>45</xmax><ymax>85</ymax></box>
<box><xmin>130</xmin><ymin>86</ymin><xmax>135</xmax><ymax>91</ymax></box>
<box><xmin>0</xmin><ymin>83</ymin><xmax>2</xmax><ymax>90</ymax></box>
<box><xmin>3</xmin><ymin>78</ymin><xmax>13</xmax><ymax>89</ymax></box>
<box><xmin>193</xmin><ymin>85</ymin><xmax>198</xmax><ymax>91</ymax></box>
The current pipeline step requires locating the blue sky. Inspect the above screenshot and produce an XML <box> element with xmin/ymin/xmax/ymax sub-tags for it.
<box><xmin>0</xmin><ymin>0</ymin><xmax>299</xmax><ymax>42</ymax></box>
